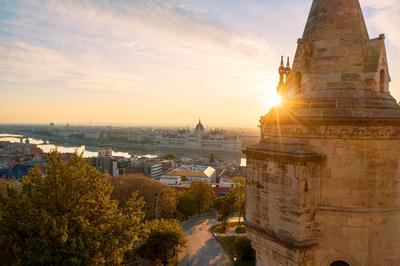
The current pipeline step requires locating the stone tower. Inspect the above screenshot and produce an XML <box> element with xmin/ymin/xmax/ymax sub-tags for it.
<box><xmin>244</xmin><ymin>0</ymin><xmax>400</xmax><ymax>265</ymax></box>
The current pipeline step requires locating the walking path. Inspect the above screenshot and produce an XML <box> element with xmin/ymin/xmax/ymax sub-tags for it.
<box><xmin>178</xmin><ymin>215</ymin><xmax>232</xmax><ymax>266</ymax></box>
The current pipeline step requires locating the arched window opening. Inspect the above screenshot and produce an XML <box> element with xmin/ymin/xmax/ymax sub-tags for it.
<box><xmin>296</xmin><ymin>72</ymin><xmax>302</xmax><ymax>93</ymax></box>
<box><xmin>330</xmin><ymin>260</ymin><xmax>350</xmax><ymax>266</ymax></box>
<box><xmin>380</xmin><ymin>69</ymin><xmax>385</xmax><ymax>93</ymax></box>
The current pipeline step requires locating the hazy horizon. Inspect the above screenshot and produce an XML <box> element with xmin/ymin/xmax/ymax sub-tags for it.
<box><xmin>0</xmin><ymin>121</ymin><xmax>260</xmax><ymax>129</ymax></box>
<box><xmin>1</xmin><ymin>0</ymin><xmax>400</xmax><ymax>125</ymax></box>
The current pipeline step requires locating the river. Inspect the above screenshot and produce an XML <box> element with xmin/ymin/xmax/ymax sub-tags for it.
<box><xmin>0</xmin><ymin>134</ymin><xmax>157</xmax><ymax>159</ymax></box>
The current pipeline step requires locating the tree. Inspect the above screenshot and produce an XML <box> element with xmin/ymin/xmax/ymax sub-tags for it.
<box><xmin>234</xmin><ymin>236</ymin><xmax>255</xmax><ymax>262</ymax></box>
<box><xmin>228</xmin><ymin>176</ymin><xmax>246</xmax><ymax>224</ymax></box>
<box><xmin>176</xmin><ymin>190</ymin><xmax>196</xmax><ymax>219</ymax></box>
<box><xmin>138</xmin><ymin>219</ymin><xmax>186</xmax><ymax>266</ymax></box>
<box><xmin>0</xmin><ymin>178</ymin><xmax>18</xmax><ymax>194</ymax></box>
<box><xmin>189</xmin><ymin>181</ymin><xmax>215</xmax><ymax>214</ymax></box>
<box><xmin>109</xmin><ymin>174</ymin><xmax>177</xmax><ymax>220</ymax></box>
<box><xmin>213</xmin><ymin>194</ymin><xmax>236</xmax><ymax>231</ymax></box>
<box><xmin>163</xmin><ymin>152</ymin><xmax>176</xmax><ymax>160</ymax></box>
<box><xmin>0</xmin><ymin>151</ymin><xmax>145</xmax><ymax>265</ymax></box>
<box><xmin>209</xmin><ymin>152</ymin><xmax>215</xmax><ymax>164</ymax></box>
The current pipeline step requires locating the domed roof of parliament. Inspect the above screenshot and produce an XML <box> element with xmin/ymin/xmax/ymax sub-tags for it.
<box><xmin>195</xmin><ymin>119</ymin><xmax>204</xmax><ymax>132</ymax></box>
<box><xmin>265</xmin><ymin>0</ymin><xmax>400</xmax><ymax>126</ymax></box>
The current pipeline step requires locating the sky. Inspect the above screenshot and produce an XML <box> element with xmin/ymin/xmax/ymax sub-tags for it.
<box><xmin>0</xmin><ymin>0</ymin><xmax>400</xmax><ymax>127</ymax></box>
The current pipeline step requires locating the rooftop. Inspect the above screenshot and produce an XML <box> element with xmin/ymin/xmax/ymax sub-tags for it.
<box><xmin>165</xmin><ymin>165</ymin><xmax>215</xmax><ymax>178</ymax></box>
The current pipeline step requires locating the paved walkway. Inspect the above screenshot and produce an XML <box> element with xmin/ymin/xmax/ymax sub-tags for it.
<box><xmin>178</xmin><ymin>215</ymin><xmax>232</xmax><ymax>266</ymax></box>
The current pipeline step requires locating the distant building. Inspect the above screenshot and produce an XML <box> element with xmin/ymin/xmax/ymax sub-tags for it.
<box><xmin>155</xmin><ymin>119</ymin><xmax>241</xmax><ymax>152</ymax></box>
<box><xmin>144</xmin><ymin>162</ymin><xmax>163</xmax><ymax>179</ymax></box>
<box><xmin>143</xmin><ymin>160</ymin><xmax>171</xmax><ymax>179</ymax></box>
<box><xmin>98</xmin><ymin>145</ymin><xmax>113</xmax><ymax>157</ymax></box>
<box><xmin>160</xmin><ymin>165</ymin><xmax>216</xmax><ymax>185</ymax></box>
<box><xmin>173</xmin><ymin>183</ymin><xmax>231</xmax><ymax>196</ymax></box>
<box><xmin>84</xmin><ymin>130</ymin><xmax>101</xmax><ymax>140</ymax></box>
<box><xmin>95</xmin><ymin>156</ymin><xmax>117</xmax><ymax>176</ymax></box>
<box><xmin>0</xmin><ymin>160</ymin><xmax>46</xmax><ymax>179</ymax></box>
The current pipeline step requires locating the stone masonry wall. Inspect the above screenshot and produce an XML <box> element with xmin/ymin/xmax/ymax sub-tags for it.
<box><xmin>246</xmin><ymin>125</ymin><xmax>400</xmax><ymax>265</ymax></box>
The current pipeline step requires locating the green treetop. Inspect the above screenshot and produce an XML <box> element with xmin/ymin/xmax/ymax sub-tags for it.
<box><xmin>0</xmin><ymin>151</ymin><xmax>145</xmax><ymax>265</ymax></box>
<box><xmin>137</xmin><ymin>219</ymin><xmax>186</xmax><ymax>266</ymax></box>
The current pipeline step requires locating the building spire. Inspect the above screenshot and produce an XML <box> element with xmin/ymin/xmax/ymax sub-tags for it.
<box><xmin>277</xmin><ymin>56</ymin><xmax>286</xmax><ymax>94</ymax></box>
<box><xmin>278</xmin><ymin>56</ymin><xmax>285</xmax><ymax>85</ymax></box>
<box><xmin>303</xmin><ymin>0</ymin><xmax>369</xmax><ymax>41</ymax></box>
<box><xmin>285</xmin><ymin>57</ymin><xmax>292</xmax><ymax>83</ymax></box>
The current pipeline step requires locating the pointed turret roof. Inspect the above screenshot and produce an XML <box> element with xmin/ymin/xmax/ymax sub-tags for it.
<box><xmin>263</xmin><ymin>0</ymin><xmax>400</xmax><ymax>125</ymax></box>
<box><xmin>286</xmin><ymin>57</ymin><xmax>291</xmax><ymax>68</ymax></box>
<box><xmin>303</xmin><ymin>0</ymin><xmax>369</xmax><ymax>42</ymax></box>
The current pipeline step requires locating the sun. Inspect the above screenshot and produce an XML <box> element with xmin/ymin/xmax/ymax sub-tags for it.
<box><xmin>263</xmin><ymin>93</ymin><xmax>282</xmax><ymax>113</ymax></box>
<box><xmin>270</xmin><ymin>93</ymin><xmax>282</xmax><ymax>107</ymax></box>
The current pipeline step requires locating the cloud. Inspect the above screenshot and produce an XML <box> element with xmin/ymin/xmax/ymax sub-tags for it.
<box><xmin>0</xmin><ymin>0</ymin><xmax>275</xmax><ymax>92</ymax></box>
<box><xmin>0</xmin><ymin>40</ymin><xmax>73</xmax><ymax>83</ymax></box>
<box><xmin>2</xmin><ymin>0</ymin><xmax>397</xmax><ymax>125</ymax></box>
<box><xmin>362</xmin><ymin>0</ymin><xmax>400</xmax><ymax>48</ymax></box>
<box><xmin>0</xmin><ymin>0</ymin><xmax>281</xmax><ymax>124</ymax></box>
<box><xmin>42</xmin><ymin>0</ymin><xmax>274</xmax><ymax>61</ymax></box>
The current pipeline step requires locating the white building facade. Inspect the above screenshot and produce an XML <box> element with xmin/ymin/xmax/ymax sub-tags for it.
<box><xmin>155</xmin><ymin>120</ymin><xmax>241</xmax><ymax>152</ymax></box>
<box><xmin>160</xmin><ymin>165</ymin><xmax>216</xmax><ymax>186</ymax></box>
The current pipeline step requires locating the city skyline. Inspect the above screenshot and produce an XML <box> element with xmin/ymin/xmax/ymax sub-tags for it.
<box><xmin>1</xmin><ymin>0</ymin><xmax>400</xmax><ymax>126</ymax></box>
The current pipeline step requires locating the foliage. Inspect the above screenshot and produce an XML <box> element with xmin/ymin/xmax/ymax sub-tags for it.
<box><xmin>180</xmin><ymin>175</ymin><xmax>188</xmax><ymax>182</ymax></box>
<box><xmin>217</xmin><ymin>236</ymin><xmax>255</xmax><ymax>266</ymax></box>
<box><xmin>189</xmin><ymin>181</ymin><xmax>215</xmax><ymax>214</ymax></box>
<box><xmin>176</xmin><ymin>181</ymin><xmax>215</xmax><ymax>219</ymax></box>
<box><xmin>211</xmin><ymin>223</ymin><xmax>227</xmax><ymax>234</ymax></box>
<box><xmin>0</xmin><ymin>151</ymin><xmax>145</xmax><ymax>265</ymax></box>
<box><xmin>163</xmin><ymin>152</ymin><xmax>177</xmax><ymax>160</ymax></box>
<box><xmin>235</xmin><ymin>237</ymin><xmax>255</xmax><ymax>262</ymax></box>
<box><xmin>138</xmin><ymin>219</ymin><xmax>186</xmax><ymax>266</ymax></box>
<box><xmin>232</xmin><ymin>176</ymin><xmax>246</xmax><ymax>188</ymax></box>
<box><xmin>176</xmin><ymin>190</ymin><xmax>196</xmax><ymax>219</ymax></box>
<box><xmin>0</xmin><ymin>178</ymin><xmax>19</xmax><ymax>194</ymax></box>
<box><xmin>209</xmin><ymin>152</ymin><xmax>215</xmax><ymax>164</ymax></box>
<box><xmin>213</xmin><ymin>194</ymin><xmax>236</xmax><ymax>231</ymax></box>
<box><xmin>228</xmin><ymin>176</ymin><xmax>246</xmax><ymax>224</ymax></box>
<box><xmin>235</xmin><ymin>226</ymin><xmax>246</xmax><ymax>234</ymax></box>
<box><xmin>109</xmin><ymin>174</ymin><xmax>177</xmax><ymax>220</ymax></box>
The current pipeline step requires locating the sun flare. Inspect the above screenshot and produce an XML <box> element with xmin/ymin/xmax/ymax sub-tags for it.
<box><xmin>270</xmin><ymin>93</ymin><xmax>282</xmax><ymax>107</ymax></box>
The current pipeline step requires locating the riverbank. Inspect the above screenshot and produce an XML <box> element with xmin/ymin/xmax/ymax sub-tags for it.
<box><xmin>12</xmin><ymin>132</ymin><xmax>244</xmax><ymax>161</ymax></box>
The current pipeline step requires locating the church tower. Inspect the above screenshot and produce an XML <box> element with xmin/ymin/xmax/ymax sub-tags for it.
<box><xmin>245</xmin><ymin>0</ymin><xmax>400</xmax><ymax>265</ymax></box>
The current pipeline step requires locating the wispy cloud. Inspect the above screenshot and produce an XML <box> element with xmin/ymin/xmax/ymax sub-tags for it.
<box><xmin>0</xmin><ymin>0</ymin><xmax>274</xmax><ymax>91</ymax></box>
<box><xmin>362</xmin><ymin>0</ymin><xmax>400</xmax><ymax>48</ymax></box>
<box><xmin>0</xmin><ymin>0</ymin><xmax>281</xmax><ymax>124</ymax></box>
<box><xmin>0</xmin><ymin>0</ymin><xmax>399</xmax><ymax>125</ymax></box>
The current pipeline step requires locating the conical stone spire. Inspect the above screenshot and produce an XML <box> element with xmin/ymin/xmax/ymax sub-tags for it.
<box><xmin>303</xmin><ymin>0</ymin><xmax>369</xmax><ymax>42</ymax></box>
<box><xmin>248</xmin><ymin>3</ymin><xmax>400</xmax><ymax>266</ymax></box>
<box><xmin>266</xmin><ymin>0</ymin><xmax>400</xmax><ymax>124</ymax></box>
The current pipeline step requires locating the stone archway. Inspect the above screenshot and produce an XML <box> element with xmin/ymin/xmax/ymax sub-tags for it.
<box><xmin>322</xmin><ymin>252</ymin><xmax>360</xmax><ymax>266</ymax></box>
<box><xmin>330</xmin><ymin>260</ymin><xmax>350</xmax><ymax>266</ymax></box>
